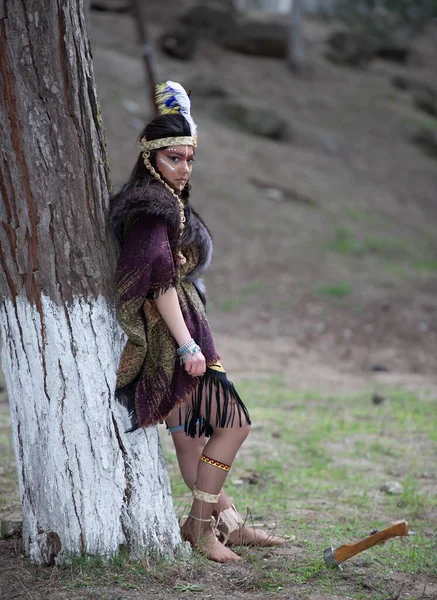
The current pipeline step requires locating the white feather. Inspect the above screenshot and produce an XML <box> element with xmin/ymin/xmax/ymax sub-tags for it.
<box><xmin>166</xmin><ymin>80</ymin><xmax>197</xmax><ymax>137</ymax></box>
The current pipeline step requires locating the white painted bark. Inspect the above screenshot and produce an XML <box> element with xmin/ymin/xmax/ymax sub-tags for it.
<box><xmin>0</xmin><ymin>0</ymin><xmax>183</xmax><ymax>565</ymax></box>
<box><xmin>0</xmin><ymin>295</ymin><xmax>181</xmax><ymax>564</ymax></box>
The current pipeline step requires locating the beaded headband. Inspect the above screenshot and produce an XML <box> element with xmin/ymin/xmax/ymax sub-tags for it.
<box><xmin>140</xmin><ymin>134</ymin><xmax>197</xmax><ymax>152</ymax></box>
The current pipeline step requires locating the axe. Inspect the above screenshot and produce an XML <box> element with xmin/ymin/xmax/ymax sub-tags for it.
<box><xmin>324</xmin><ymin>520</ymin><xmax>409</xmax><ymax>569</ymax></box>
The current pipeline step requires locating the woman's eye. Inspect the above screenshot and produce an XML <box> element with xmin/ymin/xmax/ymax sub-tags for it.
<box><xmin>169</xmin><ymin>156</ymin><xmax>179</xmax><ymax>163</ymax></box>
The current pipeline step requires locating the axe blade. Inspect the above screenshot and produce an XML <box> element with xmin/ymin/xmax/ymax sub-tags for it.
<box><xmin>324</xmin><ymin>546</ymin><xmax>342</xmax><ymax>569</ymax></box>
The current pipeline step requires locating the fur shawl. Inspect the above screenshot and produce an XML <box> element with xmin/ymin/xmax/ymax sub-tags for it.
<box><xmin>109</xmin><ymin>179</ymin><xmax>213</xmax><ymax>295</ymax></box>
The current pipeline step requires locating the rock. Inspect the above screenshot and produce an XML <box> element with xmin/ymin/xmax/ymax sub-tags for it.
<box><xmin>163</xmin><ymin>4</ymin><xmax>288</xmax><ymax>60</ymax></box>
<box><xmin>1</xmin><ymin>520</ymin><xmax>22</xmax><ymax>539</ymax></box>
<box><xmin>184</xmin><ymin>75</ymin><xmax>228</xmax><ymax>99</ymax></box>
<box><xmin>412</xmin><ymin>85</ymin><xmax>437</xmax><ymax>117</ymax></box>
<box><xmin>250</xmin><ymin>177</ymin><xmax>317</xmax><ymax>207</ymax></box>
<box><xmin>223</xmin><ymin>21</ymin><xmax>288</xmax><ymax>58</ymax></box>
<box><xmin>392</xmin><ymin>75</ymin><xmax>437</xmax><ymax>107</ymax></box>
<box><xmin>181</xmin><ymin>4</ymin><xmax>238</xmax><ymax>41</ymax></box>
<box><xmin>372</xmin><ymin>393</ymin><xmax>387</xmax><ymax>405</ymax></box>
<box><xmin>325</xmin><ymin>31</ymin><xmax>376</xmax><ymax>68</ymax></box>
<box><xmin>410</xmin><ymin>128</ymin><xmax>437</xmax><ymax>159</ymax></box>
<box><xmin>392</xmin><ymin>75</ymin><xmax>410</xmax><ymax>90</ymax></box>
<box><xmin>90</xmin><ymin>1</ymin><xmax>129</xmax><ymax>13</ymax></box>
<box><xmin>159</xmin><ymin>28</ymin><xmax>197</xmax><ymax>61</ymax></box>
<box><xmin>265</xmin><ymin>188</ymin><xmax>285</xmax><ymax>202</ymax></box>
<box><xmin>218</xmin><ymin>101</ymin><xmax>290</xmax><ymax>140</ymax></box>
<box><xmin>160</xmin><ymin>4</ymin><xmax>237</xmax><ymax>60</ymax></box>
<box><xmin>380</xmin><ymin>481</ymin><xmax>403</xmax><ymax>495</ymax></box>
<box><xmin>374</xmin><ymin>24</ymin><xmax>414</xmax><ymax>63</ymax></box>
<box><xmin>371</xmin><ymin>364</ymin><xmax>389</xmax><ymax>372</ymax></box>
<box><xmin>326</xmin><ymin>26</ymin><xmax>413</xmax><ymax>68</ymax></box>
<box><xmin>245</xmin><ymin>472</ymin><xmax>260</xmax><ymax>485</ymax></box>
<box><xmin>232</xmin><ymin>478</ymin><xmax>244</xmax><ymax>486</ymax></box>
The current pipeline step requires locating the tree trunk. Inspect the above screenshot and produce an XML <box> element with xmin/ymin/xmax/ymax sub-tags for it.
<box><xmin>288</xmin><ymin>0</ymin><xmax>305</xmax><ymax>71</ymax></box>
<box><xmin>130</xmin><ymin>0</ymin><xmax>158</xmax><ymax>116</ymax></box>
<box><xmin>0</xmin><ymin>0</ymin><xmax>181</xmax><ymax>565</ymax></box>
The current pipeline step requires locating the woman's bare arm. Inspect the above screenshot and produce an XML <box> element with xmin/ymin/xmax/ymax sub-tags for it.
<box><xmin>155</xmin><ymin>287</ymin><xmax>206</xmax><ymax>376</ymax></box>
<box><xmin>155</xmin><ymin>287</ymin><xmax>192</xmax><ymax>346</ymax></box>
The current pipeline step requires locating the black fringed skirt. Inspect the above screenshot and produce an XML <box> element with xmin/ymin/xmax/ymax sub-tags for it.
<box><xmin>181</xmin><ymin>361</ymin><xmax>251</xmax><ymax>438</ymax></box>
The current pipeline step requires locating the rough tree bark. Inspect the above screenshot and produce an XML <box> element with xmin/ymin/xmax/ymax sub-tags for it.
<box><xmin>0</xmin><ymin>0</ymin><xmax>181</xmax><ymax>565</ymax></box>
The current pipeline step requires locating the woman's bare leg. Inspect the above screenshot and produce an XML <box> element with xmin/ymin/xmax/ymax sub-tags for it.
<box><xmin>167</xmin><ymin>406</ymin><xmax>244</xmax><ymax>561</ymax></box>
<box><xmin>176</xmin><ymin>388</ymin><xmax>252</xmax><ymax>563</ymax></box>
<box><xmin>167</xmin><ymin>410</ymin><xmax>285</xmax><ymax>548</ymax></box>
<box><xmin>182</xmin><ymin>423</ymin><xmax>250</xmax><ymax>562</ymax></box>
<box><xmin>166</xmin><ymin>409</ymin><xmax>233</xmax><ymax>515</ymax></box>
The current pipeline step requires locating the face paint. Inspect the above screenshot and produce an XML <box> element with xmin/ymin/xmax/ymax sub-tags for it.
<box><xmin>155</xmin><ymin>145</ymin><xmax>195</xmax><ymax>192</ymax></box>
<box><xmin>158</xmin><ymin>157</ymin><xmax>175</xmax><ymax>171</ymax></box>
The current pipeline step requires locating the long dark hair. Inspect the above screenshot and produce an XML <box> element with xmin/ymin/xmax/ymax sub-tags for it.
<box><xmin>108</xmin><ymin>114</ymin><xmax>193</xmax><ymax>244</ymax></box>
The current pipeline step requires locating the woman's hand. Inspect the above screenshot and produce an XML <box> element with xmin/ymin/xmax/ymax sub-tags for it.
<box><xmin>184</xmin><ymin>351</ymin><xmax>206</xmax><ymax>377</ymax></box>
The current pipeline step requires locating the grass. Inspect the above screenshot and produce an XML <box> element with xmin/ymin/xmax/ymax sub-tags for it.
<box><xmin>324</xmin><ymin>226</ymin><xmax>437</xmax><ymax>284</ymax></box>
<box><xmin>413</xmin><ymin>259</ymin><xmax>437</xmax><ymax>272</ymax></box>
<box><xmin>328</xmin><ymin>227</ymin><xmax>415</xmax><ymax>260</ymax></box>
<box><xmin>218</xmin><ymin>281</ymin><xmax>266</xmax><ymax>313</ymax></box>
<box><xmin>315</xmin><ymin>281</ymin><xmax>352</xmax><ymax>297</ymax></box>
<box><xmin>1</xmin><ymin>375</ymin><xmax>437</xmax><ymax>598</ymax></box>
<box><xmin>402</xmin><ymin>111</ymin><xmax>437</xmax><ymax>131</ymax></box>
<box><xmin>164</xmin><ymin>376</ymin><xmax>437</xmax><ymax>594</ymax></box>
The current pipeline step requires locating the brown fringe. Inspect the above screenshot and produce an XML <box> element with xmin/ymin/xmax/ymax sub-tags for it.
<box><xmin>184</xmin><ymin>368</ymin><xmax>251</xmax><ymax>438</ymax></box>
<box><xmin>150</xmin><ymin>280</ymin><xmax>178</xmax><ymax>300</ymax></box>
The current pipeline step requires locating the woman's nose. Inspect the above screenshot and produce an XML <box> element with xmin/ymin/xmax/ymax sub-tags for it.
<box><xmin>180</xmin><ymin>160</ymin><xmax>190</xmax><ymax>173</ymax></box>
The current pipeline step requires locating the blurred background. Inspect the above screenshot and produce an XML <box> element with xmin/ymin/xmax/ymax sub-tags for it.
<box><xmin>89</xmin><ymin>0</ymin><xmax>437</xmax><ymax>381</ymax></box>
<box><xmin>2</xmin><ymin>1</ymin><xmax>435</xmax><ymax>394</ymax></box>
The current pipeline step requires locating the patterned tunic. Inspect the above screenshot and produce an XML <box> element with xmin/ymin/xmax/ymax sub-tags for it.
<box><xmin>115</xmin><ymin>215</ymin><xmax>222</xmax><ymax>431</ymax></box>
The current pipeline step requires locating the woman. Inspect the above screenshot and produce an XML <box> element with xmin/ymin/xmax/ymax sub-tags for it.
<box><xmin>109</xmin><ymin>82</ymin><xmax>284</xmax><ymax>563</ymax></box>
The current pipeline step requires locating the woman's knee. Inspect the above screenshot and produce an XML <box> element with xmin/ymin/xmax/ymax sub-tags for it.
<box><xmin>214</xmin><ymin>419</ymin><xmax>250</xmax><ymax>444</ymax></box>
<box><xmin>172</xmin><ymin>431</ymin><xmax>206</xmax><ymax>456</ymax></box>
<box><xmin>239</xmin><ymin>420</ymin><xmax>251</xmax><ymax>442</ymax></box>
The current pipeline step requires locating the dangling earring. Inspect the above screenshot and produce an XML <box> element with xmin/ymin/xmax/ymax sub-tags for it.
<box><xmin>142</xmin><ymin>150</ymin><xmax>186</xmax><ymax>265</ymax></box>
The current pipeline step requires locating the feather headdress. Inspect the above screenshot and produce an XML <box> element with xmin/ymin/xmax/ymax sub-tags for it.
<box><xmin>140</xmin><ymin>81</ymin><xmax>198</xmax><ymax>151</ymax></box>
<box><xmin>155</xmin><ymin>81</ymin><xmax>197</xmax><ymax>137</ymax></box>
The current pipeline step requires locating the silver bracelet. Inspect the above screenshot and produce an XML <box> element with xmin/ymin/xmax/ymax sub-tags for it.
<box><xmin>179</xmin><ymin>344</ymin><xmax>201</xmax><ymax>365</ymax></box>
<box><xmin>177</xmin><ymin>339</ymin><xmax>199</xmax><ymax>357</ymax></box>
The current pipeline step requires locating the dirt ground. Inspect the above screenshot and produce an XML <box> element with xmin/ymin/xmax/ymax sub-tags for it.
<box><xmin>1</xmin><ymin>1</ymin><xmax>437</xmax><ymax>598</ymax></box>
